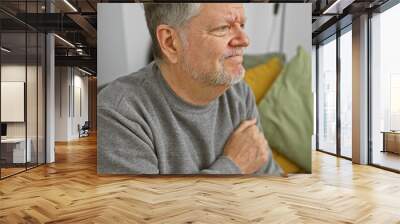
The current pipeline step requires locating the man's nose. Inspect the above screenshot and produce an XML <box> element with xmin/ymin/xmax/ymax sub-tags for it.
<box><xmin>229</xmin><ymin>25</ymin><xmax>249</xmax><ymax>48</ymax></box>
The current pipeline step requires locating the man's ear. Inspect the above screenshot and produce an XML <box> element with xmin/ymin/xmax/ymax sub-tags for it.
<box><xmin>156</xmin><ymin>25</ymin><xmax>181</xmax><ymax>64</ymax></box>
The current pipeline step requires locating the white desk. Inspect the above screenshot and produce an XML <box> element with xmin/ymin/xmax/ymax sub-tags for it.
<box><xmin>1</xmin><ymin>138</ymin><xmax>31</xmax><ymax>163</ymax></box>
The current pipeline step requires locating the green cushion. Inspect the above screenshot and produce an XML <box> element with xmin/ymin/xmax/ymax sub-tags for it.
<box><xmin>258</xmin><ymin>47</ymin><xmax>313</xmax><ymax>173</ymax></box>
<box><xmin>243</xmin><ymin>53</ymin><xmax>285</xmax><ymax>70</ymax></box>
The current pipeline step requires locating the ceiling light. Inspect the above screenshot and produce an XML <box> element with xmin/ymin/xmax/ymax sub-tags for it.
<box><xmin>76</xmin><ymin>48</ymin><xmax>85</xmax><ymax>55</ymax></box>
<box><xmin>63</xmin><ymin>0</ymin><xmax>78</xmax><ymax>12</ymax></box>
<box><xmin>323</xmin><ymin>0</ymin><xmax>354</xmax><ymax>15</ymax></box>
<box><xmin>323</xmin><ymin>0</ymin><xmax>341</xmax><ymax>14</ymax></box>
<box><xmin>54</xmin><ymin>34</ymin><xmax>75</xmax><ymax>48</ymax></box>
<box><xmin>78</xmin><ymin>67</ymin><xmax>92</xmax><ymax>76</ymax></box>
<box><xmin>1</xmin><ymin>47</ymin><xmax>11</xmax><ymax>53</ymax></box>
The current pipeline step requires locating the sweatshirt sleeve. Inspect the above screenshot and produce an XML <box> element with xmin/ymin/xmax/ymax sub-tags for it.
<box><xmin>97</xmin><ymin>106</ymin><xmax>159</xmax><ymax>174</ymax></box>
<box><xmin>199</xmin><ymin>155</ymin><xmax>242</xmax><ymax>174</ymax></box>
<box><xmin>243</xmin><ymin>82</ymin><xmax>284</xmax><ymax>176</ymax></box>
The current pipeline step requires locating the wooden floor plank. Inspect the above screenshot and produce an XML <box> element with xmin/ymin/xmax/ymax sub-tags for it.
<box><xmin>0</xmin><ymin>134</ymin><xmax>399</xmax><ymax>223</ymax></box>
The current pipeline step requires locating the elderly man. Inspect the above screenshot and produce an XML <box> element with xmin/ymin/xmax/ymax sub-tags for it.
<box><xmin>98</xmin><ymin>3</ymin><xmax>283</xmax><ymax>175</ymax></box>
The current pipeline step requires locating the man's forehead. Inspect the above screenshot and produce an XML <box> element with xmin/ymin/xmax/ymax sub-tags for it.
<box><xmin>200</xmin><ymin>3</ymin><xmax>245</xmax><ymax>21</ymax></box>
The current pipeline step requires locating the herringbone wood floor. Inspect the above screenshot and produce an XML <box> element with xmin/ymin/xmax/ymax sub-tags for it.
<box><xmin>0</xmin><ymin>134</ymin><xmax>399</xmax><ymax>224</ymax></box>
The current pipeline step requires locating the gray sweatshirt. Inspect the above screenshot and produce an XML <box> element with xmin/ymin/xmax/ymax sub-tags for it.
<box><xmin>97</xmin><ymin>62</ymin><xmax>283</xmax><ymax>175</ymax></box>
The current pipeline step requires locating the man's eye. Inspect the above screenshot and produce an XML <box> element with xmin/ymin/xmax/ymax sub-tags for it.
<box><xmin>211</xmin><ymin>25</ymin><xmax>230</xmax><ymax>36</ymax></box>
<box><xmin>216</xmin><ymin>26</ymin><xmax>230</xmax><ymax>31</ymax></box>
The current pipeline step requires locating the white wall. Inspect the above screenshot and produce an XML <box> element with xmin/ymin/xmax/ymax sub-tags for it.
<box><xmin>55</xmin><ymin>67</ymin><xmax>68</xmax><ymax>141</ymax></box>
<box><xmin>98</xmin><ymin>3</ymin><xmax>151</xmax><ymax>88</ymax></box>
<box><xmin>282</xmin><ymin>4</ymin><xmax>312</xmax><ymax>60</ymax></box>
<box><xmin>1</xmin><ymin>65</ymin><xmax>39</xmax><ymax>137</ymax></box>
<box><xmin>55</xmin><ymin>67</ymin><xmax>89</xmax><ymax>141</ymax></box>
<box><xmin>244</xmin><ymin>4</ymin><xmax>311</xmax><ymax>60</ymax></box>
<box><xmin>98</xmin><ymin>3</ymin><xmax>311</xmax><ymax>87</ymax></box>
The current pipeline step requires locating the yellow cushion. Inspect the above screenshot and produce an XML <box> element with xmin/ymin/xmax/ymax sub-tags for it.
<box><xmin>244</xmin><ymin>57</ymin><xmax>283</xmax><ymax>104</ymax></box>
<box><xmin>271</xmin><ymin>148</ymin><xmax>303</xmax><ymax>174</ymax></box>
<box><xmin>244</xmin><ymin>56</ymin><xmax>302</xmax><ymax>173</ymax></box>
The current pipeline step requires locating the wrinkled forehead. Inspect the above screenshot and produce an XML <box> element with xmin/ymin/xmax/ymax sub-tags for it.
<box><xmin>198</xmin><ymin>3</ymin><xmax>246</xmax><ymax>23</ymax></box>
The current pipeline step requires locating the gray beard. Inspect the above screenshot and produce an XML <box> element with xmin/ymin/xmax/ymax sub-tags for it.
<box><xmin>182</xmin><ymin>56</ymin><xmax>245</xmax><ymax>86</ymax></box>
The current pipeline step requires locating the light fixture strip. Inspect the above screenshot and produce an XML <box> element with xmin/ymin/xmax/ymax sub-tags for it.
<box><xmin>78</xmin><ymin>67</ymin><xmax>92</xmax><ymax>76</ymax></box>
<box><xmin>322</xmin><ymin>0</ymin><xmax>342</xmax><ymax>14</ymax></box>
<box><xmin>63</xmin><ymin>0</ymin><xmax>78</xmax><ymax>12</ymax></box>
<box><xmin>54</xmin><ymin>34</ymin><xmax>75</xmax><ymax>48</ymax></box>
<box><xmin>1</xmin><ymin>47</ymin><xmax>11</xmax><ymax>53</ymax></box>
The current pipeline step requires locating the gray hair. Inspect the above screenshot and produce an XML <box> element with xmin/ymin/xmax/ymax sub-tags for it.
<box><xmin>143</xmin><ymin>3</ymin><xmax>202</xmax><ymax>62</ymax></box>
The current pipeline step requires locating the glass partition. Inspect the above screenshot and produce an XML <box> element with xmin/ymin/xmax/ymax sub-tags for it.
<box><xmin>38</xmin><ymin>32</ymin><xmax>45</xmax><ymax>165</ymax></box>
<box><xmin>27</xmin><ymin>31</ymin><xmax>38</xmax><ymax>169</ymax></box>
<box><xmin>0</xmin><ymin>1</ymin><xmax>46</xmax><ymax>179</ymax></box>
<box><xmin>1</xmin><ymin>31</ymin><xmax>28</xmax><ymax>177</ymax></box>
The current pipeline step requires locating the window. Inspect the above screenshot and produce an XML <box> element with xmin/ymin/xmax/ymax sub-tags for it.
<box><xmin>370</xmin><ymin>2</ymin><xmax>400</xmax><ymax>171</ymax></box>
<box><xmin>390</xmin><ymin>74</ymin><xmax>400</xmax><ymax>130</ymax></box>
<box><xmin>339</xmin><ymin>29</ymin><xmax>352</xmax><ymax>158</ymax></box>
<box><xmin>317</xmin><ymin>36</ymin><xmax>337</xmax><ymax>154</ymax></box>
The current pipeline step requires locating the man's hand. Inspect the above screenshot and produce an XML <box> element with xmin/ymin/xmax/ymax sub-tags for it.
<box><xmin>223</xmin><ymin>119</ymin><xmax>269</xmax><ymax>174</ymax></box>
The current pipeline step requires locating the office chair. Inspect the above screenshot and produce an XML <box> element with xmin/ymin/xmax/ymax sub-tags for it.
<box><xmin>79</xmin><ymin>121</ymin><xmax>90</xmax><ymax>138</ymax></box>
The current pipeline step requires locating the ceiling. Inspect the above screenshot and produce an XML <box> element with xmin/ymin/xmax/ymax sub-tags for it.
<box><xmin>0</xmin><ymin>0</ymin><xmax>101</xmax><ymax>74</ymax></box>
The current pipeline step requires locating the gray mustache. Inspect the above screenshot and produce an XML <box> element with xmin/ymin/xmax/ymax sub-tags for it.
<box><xmin>223</xmin><ymin>49</ymin><xmax>244</xmax><ymax>59</ymax></box>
